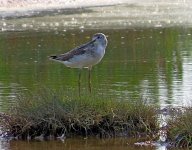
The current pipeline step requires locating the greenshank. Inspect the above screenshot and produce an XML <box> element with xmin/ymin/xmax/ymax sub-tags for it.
<box><xmin>49</xmin><ymin>33</ymin><xmax>108</xmax><ymax>94</ymax></box>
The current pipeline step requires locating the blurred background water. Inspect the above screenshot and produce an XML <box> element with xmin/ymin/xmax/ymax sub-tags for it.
<box><xmin>0</xmin><ymin>0</ymin><xmax>192</xmax><ymax>149</ymax></box>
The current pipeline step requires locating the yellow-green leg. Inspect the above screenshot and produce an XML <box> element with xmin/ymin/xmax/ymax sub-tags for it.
<box><xmin>88</xmin><ymin>67</ymin><xmax>92</xmax><ymax>93</ymax></box>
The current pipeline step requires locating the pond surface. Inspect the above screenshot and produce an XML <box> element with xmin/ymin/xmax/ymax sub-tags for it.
<box><xmin>1</xmin><ymin>0</ymin><xmax>192</xmax><ymax>150</ymax></box>
<box><xmin>1</xmin><ymin>27</ymin><xmax>192</xmax><ymax>110</ymax></box>
<box><xmin>0</xmin><ymin>137</ymin><xmax>163</xmax><ymax>150</ymax></box>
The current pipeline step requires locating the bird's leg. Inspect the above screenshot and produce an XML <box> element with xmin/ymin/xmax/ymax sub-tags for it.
<box><xmin>88</xmin><ymin>67</ymin><xmax>92</xmax><ymax>93</ymax></box>
<box><xmin>78</xmin><ymin>69</ymin><xmax>81</xmax><ymax>97</ymax></box>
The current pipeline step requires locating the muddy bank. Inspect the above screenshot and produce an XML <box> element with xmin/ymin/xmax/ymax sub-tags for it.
<box><xmin>1</xmin><ymin>0</ymin><xmax>192</xmax><ymax>30</ymax></box>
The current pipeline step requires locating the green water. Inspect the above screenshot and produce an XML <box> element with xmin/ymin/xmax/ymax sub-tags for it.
<box><xmin>0</xmin><ymin>27</ymin><xmax>192</xmax><ymax>111</ymax></box>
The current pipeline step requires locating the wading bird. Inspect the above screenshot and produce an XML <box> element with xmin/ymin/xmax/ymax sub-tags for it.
<box><xmin>49</xmin><ymin>33</ymin><xmax>108</xmax><ymax>95</ymax></box>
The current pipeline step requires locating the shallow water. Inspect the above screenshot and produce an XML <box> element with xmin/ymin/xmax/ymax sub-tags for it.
<box><xmin>0</xmin><ymin>138</ymin><xmax>161</xmax><ymax>150</ymax></box>
<box><xmin>1</xmin><ymin>28</ymin><xmax>192</xmax><ymax>110</ymax></box>
<box><xmin>1</xmin><ymin>0</ymin><xmax>192</xmax><ymax>150</ymax></box>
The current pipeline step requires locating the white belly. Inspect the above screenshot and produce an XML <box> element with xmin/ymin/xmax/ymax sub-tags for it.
<box><xmin>63</xmin><ymin>53</ymin><xmax>103</xmax><ymax>69</ymax></box>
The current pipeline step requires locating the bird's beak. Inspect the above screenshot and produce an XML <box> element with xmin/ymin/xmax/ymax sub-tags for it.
<box><xmin>90</xmin><ymin>38</ymin><xmax>97</xmax><ymax>44</ymax></box>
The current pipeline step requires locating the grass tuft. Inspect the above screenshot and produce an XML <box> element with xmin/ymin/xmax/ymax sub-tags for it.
<box><xmin>0</xmin><ymin>88</ymin><xmax>158</xmax><ymax>140</ymax></box>
<box><xmin>167</xmin><ymin>107</ymin><xmax>192</xmax><ymax>148</ymax></box>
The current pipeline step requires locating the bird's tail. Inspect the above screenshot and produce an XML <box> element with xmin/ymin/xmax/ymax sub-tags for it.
<box><xmin>49</xmin><ymin>55</ymin><xmax>58</xmax><ymax>60</ymax></box>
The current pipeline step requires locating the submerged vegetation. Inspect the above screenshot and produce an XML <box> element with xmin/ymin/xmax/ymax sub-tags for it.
<box><xmin>0</xmin><ymin>88</ymin><xmax>158</xmax><ymax>140</ymax></box>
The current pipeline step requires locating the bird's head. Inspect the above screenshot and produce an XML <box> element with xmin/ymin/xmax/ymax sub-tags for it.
<box><xmin>92</xmin><ymin>33</ymin><xmax>108</xmax><ymax>48</ymax></box>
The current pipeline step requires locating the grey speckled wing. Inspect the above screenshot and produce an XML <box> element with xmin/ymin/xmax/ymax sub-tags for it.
<box><xmin>50</xmin><ymin>39</ymin><xmax>96</xmax><ymax>61</ymax></box>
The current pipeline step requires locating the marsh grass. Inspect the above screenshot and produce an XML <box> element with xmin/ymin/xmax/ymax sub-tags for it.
<box><xmin>0</xmin><ymin>88</ymin><xmax>158</xmax><ymax>140</ymax></box>
<box><xmin>167</xmin><ymin>107</ymin><xmax>192</xmax><ymax>148</ymax></box>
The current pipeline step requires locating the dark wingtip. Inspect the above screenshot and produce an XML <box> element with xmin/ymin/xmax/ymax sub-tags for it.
<box><xmin>49</xmin><ymin>55</ymin><xmax>57</xmax><ymax>60</ymax></box>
